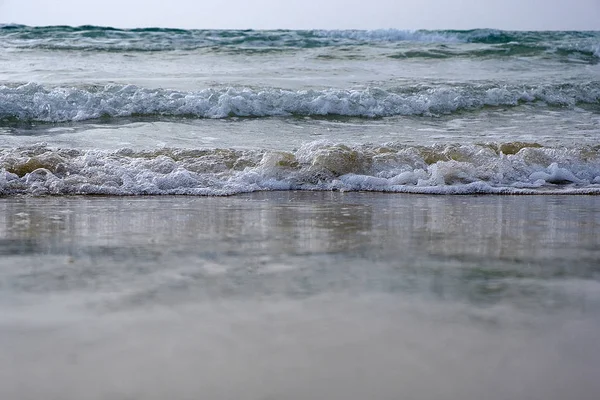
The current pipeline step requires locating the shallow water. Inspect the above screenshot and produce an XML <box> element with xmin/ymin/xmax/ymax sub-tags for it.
<box><xmin>1</xmin><ymin>26</ymin><xmax>600</xmax><ymax>399</ymax></box>
<box><xmin>1</xmin><ymin>193</ymin><xmax>600</xmax><ymax>400</ymax></box>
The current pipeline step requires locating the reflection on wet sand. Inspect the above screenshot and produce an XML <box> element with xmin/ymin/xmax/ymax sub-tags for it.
<box><xmin>1</xmin><ymin>192</ymin><xmax>600</xmax><ymax>400</ymax></box>
<box><xmin>1</xmin><ymin>193</ymin><xmax>599</xmax><ymax>299</ymax></box>
<box><xmin>1</xmin><ymin>192</ymin><xmax>599</xmax><ymax>258</ymax></box>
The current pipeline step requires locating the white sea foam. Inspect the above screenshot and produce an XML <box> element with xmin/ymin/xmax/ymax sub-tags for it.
<box><xmin>2</xmin><ymin>142</ymin><xmax>599</xmax><ymax>196</ymax></box>
<box><xmin>1</xmin><ymin>83</ymin><xmax>598</xmax><ymax>123</ymax></box>
<box><xmin>592</xmin><ymin>43</ymin><xmax>600</xmax><ymax>58</ymax></box>
<box><xmin>311</xmin><ymin>29</ymin><xmax>461</xmax><ymax>43</ymax></box>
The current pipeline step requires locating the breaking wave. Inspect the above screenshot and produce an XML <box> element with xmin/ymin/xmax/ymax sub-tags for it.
<box><xmin>2</xmin><ymin>142</ymin><xmax>599</xmax><ymax>196</ymax></box>
<box><xmin>1</xmin><ymin>82</ymin><xmax>598</xmax><ymax>123</ymax></box>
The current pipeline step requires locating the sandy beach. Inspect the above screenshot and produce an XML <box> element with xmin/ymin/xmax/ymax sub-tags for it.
<box><xmin>1</xmin><ymin>192</ymin><xmax>599</xmax><ymax>400</ymax></box>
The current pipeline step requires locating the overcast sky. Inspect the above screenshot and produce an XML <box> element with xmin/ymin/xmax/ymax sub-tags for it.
<box><xmin>0</xmin><ymin>0</ymin><xmax>598</xmax><ymax>30</ymax></box>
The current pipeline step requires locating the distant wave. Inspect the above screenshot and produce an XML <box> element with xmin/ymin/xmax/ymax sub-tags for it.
<box><xmin>2</xmin><ymin>25</ymin><xmax>597</xmax><ymax>43</ymax></box>
<box><xmin>315</xmin><ymin>29</ymin><xmax>600</xmax><ymax>44</ymax></box>
<box><xmin>388</xmin><ymin>43</ymin><xmax>599</xmax><ymax>62</ymax></box>
<box><xmin>2</xmin><ymin>25</ymin><xmax>460</xmax><ymax>51</ymax></box>
<box><xmin>1</xmin><ymin>25</ymin><xmax>598</xmax><ymax>61</ymax></box>
<box><xmin>2</xmin><ymin>142</ymin><xmax>599</xmax><ymax>196</ymax></box>
<box><xmin>1</xmin><ymin>82</ymin><xmax>598</xmax><ymax>123</ymax></box>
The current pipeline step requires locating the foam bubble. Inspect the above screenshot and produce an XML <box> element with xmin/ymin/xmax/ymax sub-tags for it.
<box><xmin>1</xmin><ymin>142</ymin><xmax>600</xmax><ymax>196</ymax></box>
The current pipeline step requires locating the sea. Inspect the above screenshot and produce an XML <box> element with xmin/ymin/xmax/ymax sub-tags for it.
<box><xmin>1</xmin><ymin>26</ymin><xmax>600</xmax><ymax>194</ymax></box>
<box><xmin>1</xmin><ymin>26</ymin><xmax>600</xmax><ymax>400</ymax></box>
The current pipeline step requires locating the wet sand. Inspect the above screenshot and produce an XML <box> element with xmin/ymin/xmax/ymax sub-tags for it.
<box><xmin>1</xmin><ymin>192</ymin><xmax>600</xmax><ymax>400</ymax></box>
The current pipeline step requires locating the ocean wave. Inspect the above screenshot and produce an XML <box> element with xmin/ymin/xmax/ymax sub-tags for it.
<box><xmin>0</xmin><ymin>26</ymin><xmax>462</xmax><ymax>47</ymax></box>
<box><xmin>311</xmin><ymin>29</ymin><xmax>600</xmax><ymax>46</ymax></box>
<box><xmin>2</xmin><ymin>142</ymin><xmax>599</xmax><ymax>196</ymax></box>
<box><xmin>2</xmin><ymin>25</ymin><xmax>598</xmax><ymax>55</ymax></box>
<box><xmin>388</xmin><ymin>43</ymin><xmax>600</xmax><ymax>63</ymax></box>
<box><xmin>2</xmin><ymin>26</ymin><xmax>453</xmax><ymax>52</ymax></box>
<box><xmin>1</xmin><ymin>83</ymin><xmax>598</xmax><ymax>123</ymax></box>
